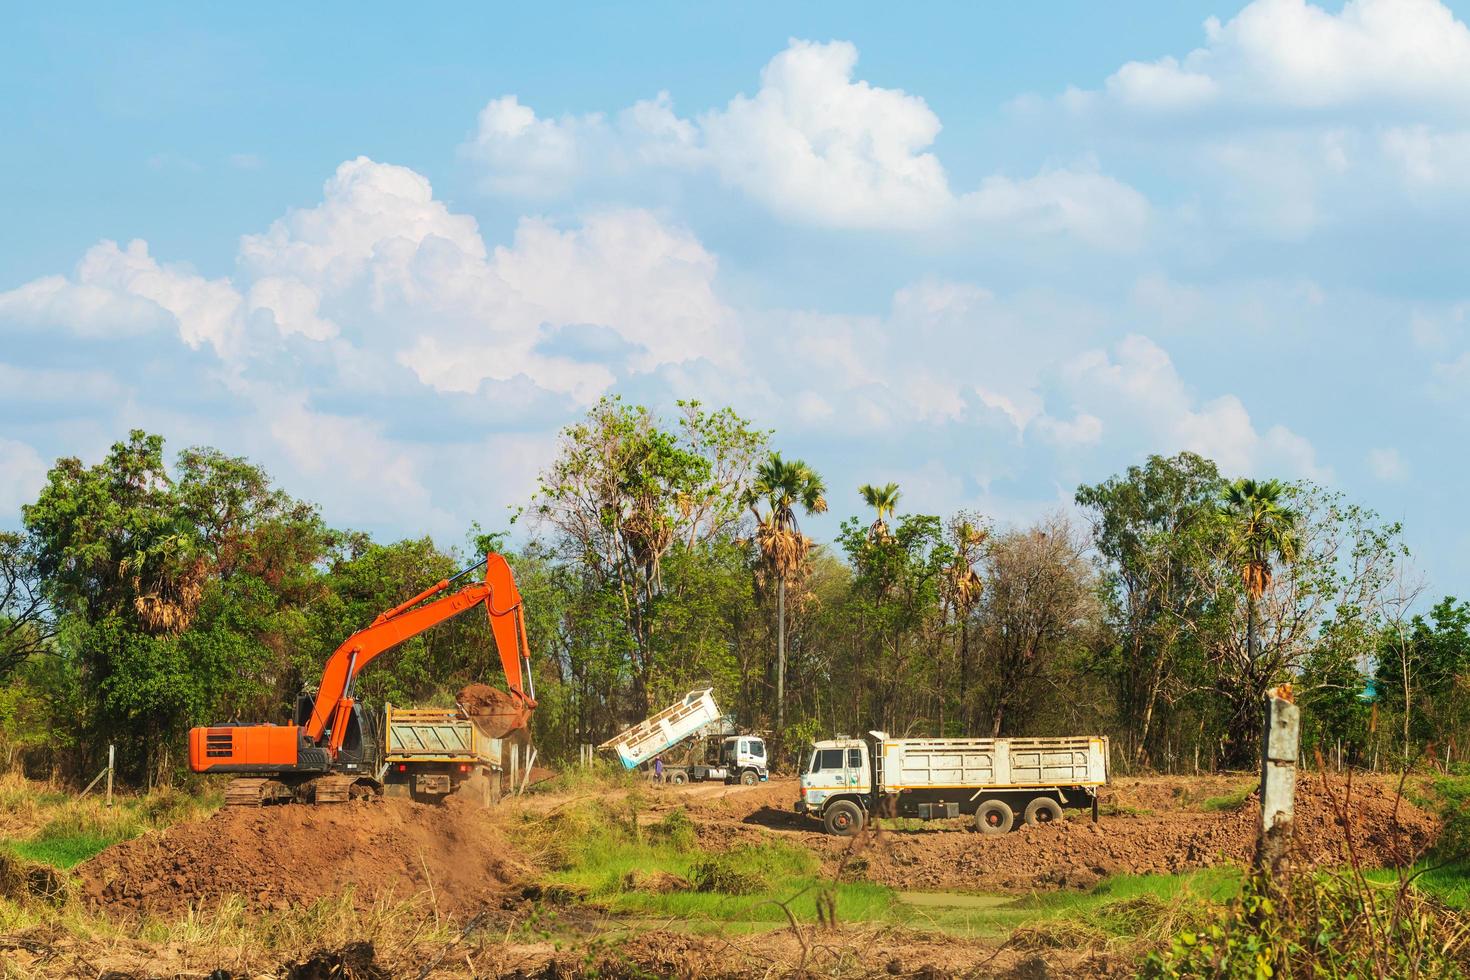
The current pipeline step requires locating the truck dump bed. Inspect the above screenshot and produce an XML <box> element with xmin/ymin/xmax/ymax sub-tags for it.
<box><xmin>877</xmin><ymin>735</ymin><xmax>1108</xmax><ymax>791</ymax></box>
<box><xmin>599</xmin><ymin>689</ymin><xmax>720</xmax><ymax>769</ymax></box>
<box><xmin>385</xmin><ymin>706</ymin><xmax>483</xmax><ymax>760</ymax></box>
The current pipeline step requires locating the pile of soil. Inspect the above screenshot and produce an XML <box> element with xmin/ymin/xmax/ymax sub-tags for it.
<box><xmin>458</xmin><ymin>683</ymin><xmax>529</xmax><ymax>740</ymax></box>
<box><xmin>824</xmin><ymin>774</ymin><xmax>1439</xmax><ymax>892</ymax></box>
<box><xmin>80</xmin><ymin>796</ymin><xmax>525</xmax><ymax>917</ymax></box>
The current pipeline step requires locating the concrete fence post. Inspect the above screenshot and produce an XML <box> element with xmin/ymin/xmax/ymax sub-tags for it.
<box><xmin>1257</xmin><ymin>686</ymin><xmax>1300</xmax><ymax>877</ymax></box>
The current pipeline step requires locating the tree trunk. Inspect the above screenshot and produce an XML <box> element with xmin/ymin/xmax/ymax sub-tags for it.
<box><xmin>776</xmin><ymin>576</ymin><xmax>786</xmax><ymax>733</ymax></box>
<box><xmin>958</xmin><ymin>618</ymin><xmax>969</xmax><ymax>730</ymax></box>
<box><xmin>1247</xmin><ymin>594</ymin><xmax>1257</xmax><ymax>671</ymax></box>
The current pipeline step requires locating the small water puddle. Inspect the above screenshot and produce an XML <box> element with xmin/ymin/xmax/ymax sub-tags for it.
<box><xmin>895</xmin><ymin>891</ymin><xmax>1015</xmax><ymax>909</ymax></box>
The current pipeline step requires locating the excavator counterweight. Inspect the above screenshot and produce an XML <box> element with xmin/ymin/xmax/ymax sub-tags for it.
<box><xmin>188</xmin><ymin>552</ymin><xmax>536</xmax><ymax>804</ymax></box>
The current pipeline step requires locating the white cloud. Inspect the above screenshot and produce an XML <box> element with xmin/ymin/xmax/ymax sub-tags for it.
<box><xmin>1086</xmin><ymin>0</ymin><xmax>1470</xmax><ymax>116</ymax></box>
<box><xmin>1366</xmin><ymin>447</ymin><xmax>1407</xmax><ymax>481</ymax></box>
<box><xmin>464</xmin><ymin>39</ymin><xmax>1146</xmax><ymax>242</ymax></box>
<box><xmin>698</xmin><ymin>39</ymin><xmax>951</xmax><ymax>229</ymax></box>
<box><xmin>1059</xmin><ymin>335</ymin><xmax>1325</xmax><ymax>478</ymax></box>
<box><xmin>0</xmin><ymin>439</ymin><xmax>47</xmax><ymax>517</ymax></box>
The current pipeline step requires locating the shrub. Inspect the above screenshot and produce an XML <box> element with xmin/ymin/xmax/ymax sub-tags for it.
<box><xmin>1146</xmin><ymin>870</ymin><xmax>1470</xmax><ymax>978</ymax></box>
<box><xmin>690</xmin><ymin>856</ymin><xmax>767</xmax><ymax>895</ymax></box>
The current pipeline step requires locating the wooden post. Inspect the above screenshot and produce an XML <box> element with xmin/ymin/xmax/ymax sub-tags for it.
<box><xmin>106</xmin><ymin>744</ymin><xmax>115</xmax><ymax>807</ymax></box>
<box><xmin>1257</xmin><ymin>687</ymin><xmax>1300</xmax><ymax>877</ymax></box>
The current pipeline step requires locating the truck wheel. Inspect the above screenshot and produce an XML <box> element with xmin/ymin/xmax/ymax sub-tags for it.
<box><xmin>740</xmin><ymin>769</ymin><xmax>758</xmax><ymax>786</ymax></box>
<box><xmin>670</xmin><ymin>771</ymin><xmax>687</xmax><ymax>785</ymax></box>
<box><xmin>1024</xmin><ymin>798</ymin><xmax>1063</xmax><ymax>827</ymax></box>
<box><xmin>823</xmin><ymin>800</ymin><xmax>865</xmax><ymax>837</ymax></box>
<box><xmin>974</xmin><ymin>800</ymin><xmax>1015</xmax><ymax>835</ymax></box>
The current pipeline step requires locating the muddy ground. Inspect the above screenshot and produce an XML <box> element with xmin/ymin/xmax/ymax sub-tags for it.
<box><xmin>57</xmin><ymin>771</ymin><xmax>1441</xmax><ymax>977</ymax></box>
<box><xmin>78</xmin><ymin>770</ymin><xmax>1439</xmax><ymax>918</ymax></box>
<box><xmin>80</xmin><ymin>794</ymin><xmax>528</xmax><ymax>917</ymax></box>
<box><xmin>660</xmin><ymin>772</ymin><xmax>1438</xmax><ymax>892</ymax></box>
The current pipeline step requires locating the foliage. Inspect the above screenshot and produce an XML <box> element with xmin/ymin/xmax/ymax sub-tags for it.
<box><xmin>0</xmin><ymin>402</ymin><xmax>1450</xmax><ymax>784</ymax></box>
<box><xmin>1147</xmin><ymin>869</ymin><xmax>1470</xmax><ymax>979</ymax></box>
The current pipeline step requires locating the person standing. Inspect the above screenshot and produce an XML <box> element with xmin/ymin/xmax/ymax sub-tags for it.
<box><xmin>653</xmin><ymin>755</ymin><xmax>664</xmax><ymax>784</ymax></box>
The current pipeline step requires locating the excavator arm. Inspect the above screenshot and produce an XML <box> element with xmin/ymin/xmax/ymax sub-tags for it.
<box><xmin>303</xmin><ymin>552</ymin><xmax>536</xmax><ymax>750</ymax></box>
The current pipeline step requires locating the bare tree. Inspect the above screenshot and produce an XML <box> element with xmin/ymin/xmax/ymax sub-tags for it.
<box><xmin>973</xmin><ymin>515</ymin><xmax>1096</xmax><ymax>736</ymax></box>
<box><xmin>0</xmin><ymin>532</ymin><xmax>54</xmax><ymax>679</ymax></box>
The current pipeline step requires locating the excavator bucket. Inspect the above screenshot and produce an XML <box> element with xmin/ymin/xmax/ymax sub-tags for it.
<box><xmin>458</xmin><ymin>683</ymin><xmax>533</xmax><ymax>740</ymax></box>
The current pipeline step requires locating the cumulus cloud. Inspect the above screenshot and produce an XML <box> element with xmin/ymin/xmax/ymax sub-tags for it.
<box><xmin>0</xmin><ymin>157</ymin><xmax>740</xmax><ymax>535</ymax></box>
<box><xmin>0</xmin><ymin>439</ymin><xmax>47</xmax><ymax>518</ymax></box>
<box><xmin>464</xmin><ymin>39</ymin><xmax>1146</xmax><ymax>243</ymax></box>
<box><xmin>1059</xmin><ymin>335</ymin><xmax>1325</xmax><ymax>479</ymax></box>
<box><xmin>1081</xmin><ymin>0</ymin><xmax>1470</xmax><ymax>116</ymax></box>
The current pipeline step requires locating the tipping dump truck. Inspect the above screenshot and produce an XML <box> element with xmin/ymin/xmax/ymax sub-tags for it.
<box><xmin>796</xmin><ymin>731</ymin><xmax>1109</xmax><ymax>836</ymax></box>
<box><xmin>381</xmin><ymin>704</ymin><xmax>502</xmax><ymax>803</ymax></box>
<box><xmin>599</xmin><ymin>689</ymin><xmax>769</xmax><ymax>785</ymax></box>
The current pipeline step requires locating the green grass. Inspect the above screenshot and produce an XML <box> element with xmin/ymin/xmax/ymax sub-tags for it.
<box><xmin>1198</xmin><ymin>784</ymin><xmax>1254</xmax><ymax>812</ymax></box>
<box><xmin>523</xmin><ymin>795</ymin><xmax>1247</xmax><ymax>943</ymax></box>
<box><xmin>0</xmin><ymin>777</ymin><xmax>217</xmax><ymax>871</ymax></box>
<box><xmin>8</xmin><ymin>831</ymin><xmax>124</xmax><ymax>869</ymax></box>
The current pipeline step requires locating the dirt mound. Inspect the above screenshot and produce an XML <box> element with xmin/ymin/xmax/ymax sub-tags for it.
<box><xmin>80</xmin><ymin>796</ymin><xmax>525</xmax><ymax>918</ymax></box>
<box><xmin>836</xmin><ymin>774</ymin><xmax>1438</xmax><ymax>893</ymax></box>
<box><xmin>458</xmin><ymin>683</ymin><xmax>531</xmax><ymax>739</ymax></box>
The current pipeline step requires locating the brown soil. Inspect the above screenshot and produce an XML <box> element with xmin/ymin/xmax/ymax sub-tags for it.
<box><xmin>690</xmin><ymin>773</ymin><xmax>1439</xmax><ymax>893</ymax></box>
<box><xmin>79</xmin><ymin>795</ymin><xmax>526</xmax><ymax>918</ymax></box>
<box><xmin>0</xmin><ymin>924</ymin><xmax>1114</xmax><ymax>978</ymax></box>
<box><xmin>458</xmin><ymin>683</ymin><xmax>531</xmax><ymax>741</ymax></box>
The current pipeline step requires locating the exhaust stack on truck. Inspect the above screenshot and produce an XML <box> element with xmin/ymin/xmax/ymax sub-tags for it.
<box><xmin>796</xmin><ymin>731</ymin><xmax>1109</xmax><ymax>836</ymax></box>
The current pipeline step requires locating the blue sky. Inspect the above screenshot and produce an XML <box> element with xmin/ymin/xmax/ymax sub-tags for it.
<box><xmin>4</xmin><ymin>0</ymin><xmax>1470</xmax><ymax>590</ymax></box>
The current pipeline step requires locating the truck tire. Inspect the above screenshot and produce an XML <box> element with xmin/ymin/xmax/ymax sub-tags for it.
<box><xmin>823</xmin><ymin>800</ymin><xmax>865</xmax><ymax>836</ymax></box>
<box><xmin>1024</xmin><ymin>797</ymin><xmax>1063</xmax><ymax>827</ymax></box>
<box><xmin>670</xmin><ymin>771</ymin><xmax>687</xmax><ymax>785</ymax></box>
<box><xmin>740</xmin><ymin>769</ymin><xmax>758</xmax><ymax>786</ymax></box>
<box><xmin>974</xmin><ymin>800</ymin><xmax>1015</xmax><ymax>835</ymax></box>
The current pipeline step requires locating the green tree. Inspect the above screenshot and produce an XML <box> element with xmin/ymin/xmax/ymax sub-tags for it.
<box><xmin>1076</xmin><ymin>453</ymin><xmax>1223</xmax><ymax>765</ymax></box>
<box><xmin>23</xmin><ymin>431</ymin><xmax>331</xmax><ymax>783</ymax></box>
<box><xmin>1375</xmin><ymin>596</ymin><xmax>1470</xmax><ymax>758</ymax></box>
<box><xmin>532</xmin><ymin>398</ymin><xmax>767</xmax><ymax>718</ymax></box>
<box><xmin>1219</xmin><ymin>478</ymin><xmax>1301</xmax><ymax>670</ymax></box>
<box><xmin>838</xmin><ymin>511</ymin><xmax>949</xmax><ymax>732</ymax></box>
<box><xmin>746</xmin><ymin>453</ymin><xmax>828</xmax><ymax>732</ymax></box>
<box><xmin>0</xmin><ymin>532</ymin><xmax>53</xmax><ymax>681</ymax></box>
<box><xmin>858</xmin><ymin>482</ymin><xmax>901</xmax><ymax>541</ymax></box>
<box><xmin>941</xmin><ymin>515</ymin><xmax>987</xmax><ymax>732</ymax></box>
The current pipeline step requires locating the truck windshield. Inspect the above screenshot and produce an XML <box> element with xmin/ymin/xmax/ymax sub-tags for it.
<box><xmin>747</xmin><ymin>739</ymin><xmax>765</xmax><ymax>758</ymax></box>
<box><xmin>800</xmin><ymin>747</ymin><xmax>816</xmax><ymax>775</ymax></box>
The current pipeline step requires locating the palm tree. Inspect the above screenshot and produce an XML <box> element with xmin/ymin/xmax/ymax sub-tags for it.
<box><xmin>943</xmin><ymin>519</ymin><xmax>987</xmax><ymax>726</ymax></box>
<box><xmin>1219</xmin><ymin>478</ymin><xmax>1300</xmax><ymax>669</ymax></box>
<box><xmin>746</xmin><ymin>453</ymin><xmax>828</xmax><ymax>732</ymax></box>
<box><xmin>858</xmin><ymin>482</ymin><xmax>902</xmax><ymax>541</ymax></box>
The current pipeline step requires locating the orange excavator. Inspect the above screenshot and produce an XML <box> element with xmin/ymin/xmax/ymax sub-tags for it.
<box><xmin>188</xmin><ymin>553</ymin><xmax>536</xmax><ymax>804</ymax></box>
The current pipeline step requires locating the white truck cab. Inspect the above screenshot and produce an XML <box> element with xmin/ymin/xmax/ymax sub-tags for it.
<box><xmin>720</xmin><ymin>735</ymin><xmax>769</xmax><ymax>784</ymax></box>
<box><xmin>797</xmin><ymin>738</ymin><xmax>871</xmax><ymax>833</ymax></box>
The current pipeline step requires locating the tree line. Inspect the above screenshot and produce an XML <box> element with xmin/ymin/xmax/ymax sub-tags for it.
<box><xmin>0</xmin><ymin>399</ymin><xmax>1461</xmax><ymax>785</ymax></box>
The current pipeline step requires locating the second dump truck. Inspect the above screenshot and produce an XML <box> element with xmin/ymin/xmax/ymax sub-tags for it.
<box><xmin>599</xmin><ymin>689</ymin><xmax>770</xmax><ymax>785</ymax></box>
<box><xmin>796</xmin><ymin>731</ymin><xmax>1109</xmax><ymax>836</ymax></box>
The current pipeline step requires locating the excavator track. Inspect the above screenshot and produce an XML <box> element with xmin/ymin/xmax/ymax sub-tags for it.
<box><xmin>304</xmin><ymin>775</ymin><xmax>379</xmax><ymax>803</ymax></box>
<box><xmin>223</xmin><ymin>777</ymin><xmax>292</xmax><ymax>806</ymax></box>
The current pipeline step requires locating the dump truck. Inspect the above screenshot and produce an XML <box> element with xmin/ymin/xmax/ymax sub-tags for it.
<box><xmin>381</xmin><ymin>704</ymin><xmax>502</xmax><ymax>802</ymax></box>
<box><xmin>796</xmin><ymin>731</ymin><xmax>1109</xmax><ymax>836</ymax></box>
<box><xmin>189</xmin><ymin>553</ymin><xmax>535</xmax><ymax>804</ymax></box>
<box><xmin>598</xmin><ymin>689</ymin><xmax>769</xmax><ymax>785</ymax></box>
